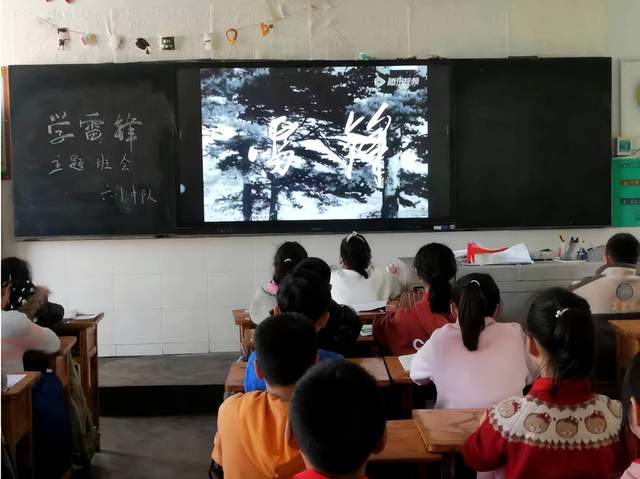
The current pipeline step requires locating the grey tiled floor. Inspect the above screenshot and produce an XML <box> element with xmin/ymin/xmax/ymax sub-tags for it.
<box><xmin>90</xmin><ymin>414</ymin><xmax>217</xmax><ymax>479</ymax></box>
<box><xmin>99</xmin><ymin>352</ymin><xmax>240</xmax><ymax>387</ymax></box>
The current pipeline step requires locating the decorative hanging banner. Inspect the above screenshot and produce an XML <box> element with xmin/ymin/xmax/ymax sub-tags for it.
<box><xmin>57</xmin><ymin>28</ymin><xmax>70</xmax><ymax>50</ymax></box>
<box><xmin>135</xmin><ymin>37</ymin><xmax>151</xmax><ymax>54</ymax></box>
<box><xmin>225</xmin><ymin>28</ymin><xmax>238</xmax><ymax>45</ymax></box>
<box><xmin>80</xmin><ymin>33</ymin><xmax>96</xmax><ymax>46</ymax></box>
<box><xmin>202</xmin><ymin>33</ymin><xmax>213</xmax><ymax>50</ymax></box>
<box><xmin>260</xmin><ymin>23</ymin><xmax>273</xmax><ymax>37</ymax></box>
<box><xmin>160</xmin><ymin>36</ymin><xmax>175</xmax><ymax>50</ymax></box>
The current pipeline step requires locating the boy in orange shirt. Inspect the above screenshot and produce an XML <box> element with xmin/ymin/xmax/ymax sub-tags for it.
<box><xmin>212</xmin><ymin>313</ymin><xmax>317</xmax><ymax>479</ymax></box>
<box><xmin>289</xmin><ymin>360</ymin><xmax>387</xmax><ymax>479</ymax></box>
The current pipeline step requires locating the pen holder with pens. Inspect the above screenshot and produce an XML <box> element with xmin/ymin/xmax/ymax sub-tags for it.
<box><xmin>560</xmin><ymin>240</ymin><xmax>578</xmax><ymax>260</ymax></box>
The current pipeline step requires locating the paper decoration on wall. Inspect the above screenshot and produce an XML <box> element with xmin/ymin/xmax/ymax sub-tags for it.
<box><xmin>225</xmin><ymin>28</ymin><xmax>238</xmax><ymax>45</ymax></box>
<box><xmin>160</xmin><ymin>36</ymin><xmax>175</xmax><ymax>50</ymax></box>
<box><xmin>106</xmin><ymin>15</ymin><xmax>123</xmax><ymax>50</ymax></box>
<box><xmin>260</xmin><ymin>23</ymin><xmax>273</xmax><ymax>37</ymax></box>
<box><xmin>355</xmin><ymin>52</ymin><xmax>373</xmax><ymax>60</ymax></box>
<box><xmin>135</xmin><ymin>37</ymin><xmax>151</xmax><ymax>54</ymax></box>
<box><xmin>80</xmin><ymin>33</ymin><xmax>96</xmax><ymax>46</ymax></box>
<box><xmin>57</xmin><ymin>28</ymin><xmax>70</xmax><ymax>50</ymax></box>
<box><xmin>203</xmin><ymin>33</ymin><xmax>213</xmax><ymax>50</ymax></box>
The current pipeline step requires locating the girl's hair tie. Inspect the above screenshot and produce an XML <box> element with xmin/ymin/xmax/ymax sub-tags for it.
<box><xmin>469</xmin><ymin>279</ymin><xmax>480</xmax><ymax>287</ymax></box>
<box><xmin>346</xmin><ymin>231</ymin><xmax>367</xmax><ymax>243</ymax></box>
<box><xmin>283</xmin><ymin>258</ymin><xmax>293</xmax><ymax>263</ymax></box>
<box><xmin>555</xmin><ymin>308</ymin><xmax>569</xmax><ymax>319</ymax></box>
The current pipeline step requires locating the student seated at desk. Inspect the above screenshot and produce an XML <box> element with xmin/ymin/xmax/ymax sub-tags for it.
<box><xmin>410</xmin><ymin>273</ymin><xmax>530</xmax><ymax>409</ymax></box>
<box><xmin>212</xmin><ymin>314</ymin><xmax>316</xmax><ymax>479</ymax></box>
<box><xmin>330</xmin><ymin>232</ymin><xmax>402</xmax><ymax>308</ymax></box>
<box><xmin>571</xmin><ymin>233</ymin><xmax>640</xmax><ymax>314</ymax></box>
<box><xmin>289</xmin><ymin>360</ymin><xmax>386</xmax><ymax>479</ymax></box>
<box><xmin>1</xmin><ymin>272</ymin><xmax>60</xmax><ymax>374</ymax></box>
<box><xmin>249</xmin><ymin>242</ymin><xmax>308</xmax><ymax>324</ymax></box>
<box><xmin>374</xmin><ymin>243</ymin><xmax>456</xmax><ymax>356</ymax></box>
<box><xmin>294</xmin><ymin>257</ymin><xmax>361</xmax><ymax>357</ymax></box>
<box><xmin>244</xmin><ymin>269</ymin><xmax>343</xmax><ymax>392</ymax></box>
<box><xmin>463</xmin><ymin>289</ymin><xmax>625</xmax><ymax>479</ymax></box>
<box><xmin>620</xmin><ymin>353</ymin><xmax>640</xmax><ymax>478</ymax></box>
<box><xmin>1</xmin><ymin>257</ymin><xmax>65</xmax><ymax>328</ymax></box>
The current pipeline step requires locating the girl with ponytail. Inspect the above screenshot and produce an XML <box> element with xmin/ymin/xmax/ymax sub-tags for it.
<box><xmin>330</xmin><ymin>232</ymin><xmax>402</xmax><ymax>307</ymax></box>
<box><xmin>463</xmin><ymin>288</ymin><xmax>625</xmax><ymax>479</ymax></box>
<box><xmin>373</xmin><ymin>243</ymin><xmax>457</xmax><ymax>356</ymax></box>
<box><xmin>410</xmin><ymin>273</ymin><xmax>530</xmax><ymax>410</ymax></box>
<box><xmin>249</xmin><ymin>242</ymin><xmax>308</xmax><ymax>325</ymax></box>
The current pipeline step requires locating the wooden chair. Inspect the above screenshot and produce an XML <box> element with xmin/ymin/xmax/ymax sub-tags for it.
<box><xmin>2</xmin><ymin>372</ymin><xmax>41</xmax><ymax>479</ymax></box>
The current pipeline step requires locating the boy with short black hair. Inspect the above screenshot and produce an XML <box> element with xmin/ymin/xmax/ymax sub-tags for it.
<box><xmin>212</xmin><ymin>313</ymin><xmax>317</xmax><ymax>479</ymax></box>
<box><xmin>294</xmin><ymin>257</ymin><xmax>362</xmax><ymax>356</ymax></box>
<box><xmin>606</xmin><ymin>233</ymin><xmax>640</xmax><ymax>265</ymax></box>
<box><xmin>289</xmin><ymin>360</ymin><xmax>387</xmax><ymax>479</ymax></box>
<box><xmin>244</xmin><ymin>269</ymin><xmax>344</xmax><ymax>392</ymax></box>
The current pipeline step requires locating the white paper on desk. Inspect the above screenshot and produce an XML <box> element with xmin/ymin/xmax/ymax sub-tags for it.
<box><xmin>6</xmin><ymin>374</ymin><xmax>26</xmax><ymax>389</ymax></box>
<box><xmin>65</xmin><ymin>310</ymin><xmax>96</xmax><ymax>320</ymax></box>
<box><xmin>472</xmin><ymin>243</ymin><xmax>533</xmax><ymax>265</ymax></box>
<box><xmin>360</xmin><ymin>324</ymin><xmax>373</xmax><ymax>336</ymax></box>
<box><xmin>353</xmin><ymin>300</ymin><xmax>387</xmax><ymax>312</ymax></box>
<box><xmin>398</xmin><ymin>354</ymin><xmax>415</xmax><ymax>372</ymax></box>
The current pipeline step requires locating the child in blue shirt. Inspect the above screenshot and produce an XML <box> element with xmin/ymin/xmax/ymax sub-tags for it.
<box><xmin>244</xmin><ymin>267</ymin><xmax>343</xmax><ymax>392</ymax></box>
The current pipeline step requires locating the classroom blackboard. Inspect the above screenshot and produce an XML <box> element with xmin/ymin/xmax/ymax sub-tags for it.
<box><xmin>453</xmin><ymin>58</ymin><xmax>611</xmax><ymax>229</ymax></box>
<box><xmin>9</xmin><ymin>63</ymin><xmax>177</xmax><ymax>237</ymax></box>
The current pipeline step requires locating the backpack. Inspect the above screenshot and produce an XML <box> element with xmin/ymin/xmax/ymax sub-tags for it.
<box><xmin>31</xmin><ymin>373</ymin><xmax>72</xmax><ymax>479</ymax></box>
<box><xmin>66</xmin><ymin>354</ymin><xmax>99</xmax><ymax>468</ymax></box>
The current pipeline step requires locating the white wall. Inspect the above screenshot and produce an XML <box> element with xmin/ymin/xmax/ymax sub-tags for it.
<box><xmin>1</xmin><ymin>0</ymin><xmax>638</xmax><ymax>356</ymax></box>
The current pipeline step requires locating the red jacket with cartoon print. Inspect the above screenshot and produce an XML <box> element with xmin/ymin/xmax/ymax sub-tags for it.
<box><xmin>463</xmin><ymin>378</ymin><xmax>626</xmax><ymax>479</ymax></box>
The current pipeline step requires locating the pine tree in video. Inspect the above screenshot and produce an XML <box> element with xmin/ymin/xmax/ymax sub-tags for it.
<box><xmin>201</xmin><ymin>66</ymin><xmax>430</xmax><ymax>222</ymax></box>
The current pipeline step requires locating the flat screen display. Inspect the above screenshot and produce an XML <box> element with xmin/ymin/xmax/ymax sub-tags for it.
<box><xmin>177</xmin><ymin>61</ymin><xmax>453</xmax><ymax>233</ymax></box>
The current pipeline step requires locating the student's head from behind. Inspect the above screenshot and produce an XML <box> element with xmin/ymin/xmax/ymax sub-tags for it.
<box><xmin>605</xmin><ymin>233</ymin><xmax>639</xmax><ymax>265</ymax></box>
<box><xmin>290</xmin><ymin>360</ymin><xmax>386</xmax><ymax>477</ymax></box>
<box><xmin>254</xmin><ymin>313</ymin><xmax>317</xmax><ymax>388</ymax></box>
<box><xmin>526</xmin><ymin>288</ymin><xmax>593</xmax><ymax>389</ymax></box>
<box><xmin>622</xmin><ymin>353</ymin><xmax>640</xmax><ymax>439</ymax></box>
<box><xmin>451</xmin><ymin>273</ymin><xmax>500</xmax><ymax>351</ymax></box>
<box><xmin>1</xmin><ymin>257</ymin><xmax>31</xmax><ymax>287</ymax></box>
<box><xmin>273</xmin><ymin>241</ymin><xmax>308</xmax><ymax>285</ymax></box>
<box><xmin>414</xmin><ymin>243</ymin><xmax>457</xmax><ymax>314</ymax></box>
<box><xmin>1</xmin><ymin>257</ymin><xmax>32</xmax><ymax>311</ymax></box>
<box><xmin>340</xmin><ymin>231</ymin><xmax>372</xmax><ymax>279</ymax></box>
<box><xmin>294</xmin><ymin>257</ymin><xmax>331</xmax><ymax>286</ymax></box>
<box><xmin>277</xmin><ymin>271</ymin><xmax>331</xmax><ymax>331</ymax></box>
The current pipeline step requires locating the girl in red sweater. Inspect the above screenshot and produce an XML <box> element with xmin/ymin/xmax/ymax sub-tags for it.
<box><xmin>620</xmin><ymin>353</ymin><xmax>640</xmax><ymax>478</ymax></box>
<box><xmin>373</xmin><ymin>243</ymin><xmax>456</xmax><ymax>356</ymax></box>
<box><xmin>463</xmin><ymin>288</ymin><xmax>625</xmax><ymax>479</ymax></box>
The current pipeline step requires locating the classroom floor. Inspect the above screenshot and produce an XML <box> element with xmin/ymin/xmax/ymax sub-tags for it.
<box><xmin>99</xmin><ymin>352</ymin><xmax>239</xmax><ymax>387</ymax></box>
<box><xmin>90</xmin><ymin>414</ymin><xmax>217</xmax><ymax>479</ymax></box>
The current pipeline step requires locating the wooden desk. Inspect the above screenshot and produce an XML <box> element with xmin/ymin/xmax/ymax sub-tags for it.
<box><xmin>232</xmin><ymin>309</ymin><xmax>256</xmax><ymax>354</ymax></box>
<box><xmin>224</xmin><ymin>357</ymin><xmax>391</xmax><ymax>393</ymax></box>
<box><xmin>349</xmin><ymin>357</ymin><xmax>391</xmax><ymax>387</ymax></box>
<box><xmin>413</xmin><ymin>408</ymin><xmax>485</xmax><ymax>479</ymax></box>
<box><xmin>224</xmin><ymin>362</ymin><xmax>247</xmax><ymax>393</ymax></box>
<box><xmin>609</xmin><ymin>319</ymin><xmax>640</xmax><ymax>393</ymax></box>
<box><xmin>370</xmin><ymin>419</ymin><xmax>441</xmax><ymax>464</ymax></box>
<box><xmin>24</xmin><ymin>336</ymin><xmax>76</xmax><ymax>392</ymax></box>
<box><xmin>2</xmin><ymin>372</ymin><xmax>41</xmax><ymax>479</ymax></box>
<box><xmin>58</xmin><ymin>313</ymin><xmax>103</xmax><ymax>444</ymax></box>
<box><xmin>384</xmin><ymin>356</ymin><xmax>413</xmax><ymax>416</ymax></box>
